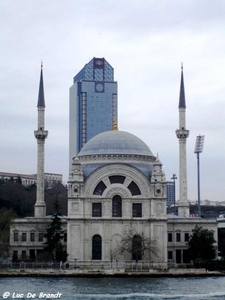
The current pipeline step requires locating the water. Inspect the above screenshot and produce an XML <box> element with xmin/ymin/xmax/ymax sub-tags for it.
<box><xmin>0</xmin><ymin>276</ymin><xmax>225</xmax><ymax>300</ymax></box>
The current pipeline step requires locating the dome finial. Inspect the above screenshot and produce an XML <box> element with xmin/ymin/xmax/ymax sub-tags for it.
<box><xmin>113</xmin><ymin>121</ymin><xmax>118</xmax><ymax>131</ymax></box>
<box><xmin>181</xmin><ymin>62</ymin><xmax>183</xmax><ymax>71</ymax></box>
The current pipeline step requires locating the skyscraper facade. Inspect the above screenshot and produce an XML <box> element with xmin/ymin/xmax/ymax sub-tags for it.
<box><xmin>69</xmin><ymin>57</ymin><xmax>118</xmax><ymax>167</ymax></box>
<box><xmin>166</xmin><ymin>181</ymin><xmax>175</xmax><ymax>207</ymax></box>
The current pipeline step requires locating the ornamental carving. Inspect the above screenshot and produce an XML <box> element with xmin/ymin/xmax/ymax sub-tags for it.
<box><xmin>154</xmin><ymin>184</ymin><xmax>164</xmax><ymax>196</ymax></box>
<box><xmin>72</xmin><ymin>185</ymin><xmax>79</xmax><ymax>195</ymax></box>
<box><xmin>72</xmin><ymin>202</ymin><xmax>79</xmax><ymax>211</ymax></box>
<box><xmin>156</xmin><ymin>203</ymin><xmax>162</xmax><ymax>215</ymax></box>
<box><xmin>106</xmin><ymin>187</ymin><xmax>129</xmax><ymax>198</ymax></box>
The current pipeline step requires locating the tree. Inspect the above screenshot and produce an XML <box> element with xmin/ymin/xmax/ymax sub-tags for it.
<box><xmin>114</xmin><ymin>228</ymin><xmax>159</xmax><ymax>262</ymax></box>
<box><xmin>0</xmin><ymin>180</ymin><xmax>67</xmax><ymax>217</ymax></box>
<box><xmin>0</xmin><ymin>209</ymin><xmax>16</xmax><ymax>259</ymax></box>
<box><xmin>16</xmin><ymin>176</ymin><xmax>22</xmax><ymax>184</ymax></box>
<box><xmin>45</xmin><ymin>183</ymin><xmax>67</xmax><ymax>216</ymax></box>
<box><xmin>44</xmin><ymin>199</ymin><xmax>67</xmax><ymax>262</ymax></box>
<box><xmin>187</xmin><ymin>225</ymin><xmax>216</xmax><ymax>262</ymax></box>
<box><xmin>0</xmin><ymin>181</ymin><xmax>36</xmax><ymax>216</ymax></box>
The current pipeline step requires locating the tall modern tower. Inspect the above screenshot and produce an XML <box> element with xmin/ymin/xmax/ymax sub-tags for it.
<box><xmin>69</xmin><ymin>57</ymin><xmax>118</xmax><ymax>168</ymax></box>
<box><xmin>176</xmin><ymin>64</ymin><xmax>190</xmax><ymax>217</ymax></box>
<box><xmin>34</xmin><ymin>63</ymin><xmax>48</xmax><ymax>217</ymax></box>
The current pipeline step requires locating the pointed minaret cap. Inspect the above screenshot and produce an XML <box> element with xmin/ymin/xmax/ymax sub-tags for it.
<box><xmin>179</xmin><ymin>62</ymin><xmax>186</xmax><ymax>108</ymax></box>
<box><xmin>37</xmin><ymin>61</ymin><xmax>45</xmax><ymax>107</ymax></box>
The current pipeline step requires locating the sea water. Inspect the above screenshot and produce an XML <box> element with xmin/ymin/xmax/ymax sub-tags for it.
<box><xmin>0</xmin><ymin>276</ymin><xmax>225</xmax><ymax>300</ymax></box>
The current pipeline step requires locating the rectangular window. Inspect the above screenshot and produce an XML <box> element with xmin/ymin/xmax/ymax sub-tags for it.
<box><xmin>30</xmin><ymin>232</ymin><xmax>35</xmax><ymax>242</ymax></box>
<box><xmin>132</xmin><ymin>203</ymin><xmax>142</xmax><ymax>217</ymax></box>
<box><xmin>92</xmin><ymin>203</ymin><xmax>102</xmax><ymax>217</ymax></box>
<box><xmin>29</xmin><ymin>249</ymin><xmax>36</xmax><ymax>260</ymax></box>
<box><xmin>176</xmin><ymin>249</ymin><xmax>181</xmax><ymax>263</ymax></box>
<box><xmin>183</xmin><ymin>249</ymin><xmax>190</xmax><ymax>263</ymax></box>
<box><xmin>22</xmin><ymin>233</ymin><xmax>27</xmax><ymax>242</ymax></box>
<box><xmin>39</xmin><ymin>233</ymin><xmax>44</xmax><ymax>242</ymax></box>
<box><xmin>168</xmin><ymin>251</ymin><xmax>173</xmax><ymax>260</ymax></box>
<box><xmin>112</xmin><ymin>196</ymin><xmax>122</xmax><ymax>217</ymax></box>
<box><xmin>64</xmin><ymin>233</ymin><xmax>67</xmax><ymax>242</ymax></box>
<box><xmin>184</xmin><ymin>233</ymin><xmax>189</xmax><ymax>242</ymax></box>
<box><xmin>13</xmin><ymin>250</ymin><xmax>18</xmax><ymax>260</ymax></box>
<box><xmin>176</xmin><ymin>233</ymin><xmax>181</xmax><ymax>242</ymax></box>
<box><xmin>22</xmin><ymin>250</ymin><xmax>26</xmax><ymax>259</ymax></box>
<box><xmin>13</xmin><ymin>232</ymin><xmax>18</xmax><ymax>242</ymax></box>
<box><xmin>168</xmin><ymin>233</ymin><xmax>173</xmax><ymax>242</ymax></box>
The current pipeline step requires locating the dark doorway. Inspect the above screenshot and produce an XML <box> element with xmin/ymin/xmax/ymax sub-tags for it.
<box><xmin>92</xmin><ymin>234</ymin><xmax>102</xmax><ymax>260</ymax></box>
<box><xmin>132</xmin><ymin>235</ymin><xmax>142</xmax><ymax>261</ymax></box>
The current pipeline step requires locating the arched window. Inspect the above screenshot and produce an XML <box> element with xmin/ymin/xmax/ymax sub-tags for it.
<box><xmin>127</xmin><ymin>181</ymin><xmax>141</xmax><ymax>195</ymax></box>
<box><xmin>92</xmin><ymin>235</ymin><xmax>102</xmax><ymax>260</ymax></box>
<box><xmin>132</xmin><ymin>235</ymin><xmax>142</xmax><ymax>261</ymax></box>
<box><xmin>109</xmin><ymin>175</ymin><xmax>125</xmax><ymax>184</ymax></box>
<box><xmin>112</xmin><ymin>195</ymin><xmax>122</xmax><ymax>217</ymax></box>
<box><xmin>93</xmin><ymin>181</ymin><xmax>107</xmax><ymax>195</ymax></box>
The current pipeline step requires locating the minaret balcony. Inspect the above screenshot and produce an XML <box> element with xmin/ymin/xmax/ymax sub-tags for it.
<box><xmin>176</xmin><ymin>129</ymin><xmax>189</xmax><ymax>139</ymax></box>
<box><xmin>34</xmin><ymin>129</ymin><xmax>48</xmax><ymax>140</ymax></box>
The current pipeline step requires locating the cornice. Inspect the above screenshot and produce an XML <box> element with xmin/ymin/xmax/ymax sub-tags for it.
<box><xmin>79</xmin><ymin>154</ymin><xmax>156</xmax><ymax>163</ymax></box>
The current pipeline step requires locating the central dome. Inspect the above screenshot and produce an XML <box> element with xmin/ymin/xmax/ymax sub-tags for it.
<box><xmin>78</xmin><ymin>130</ymin><xmax>153</xmax><ymax>157</ymax></box>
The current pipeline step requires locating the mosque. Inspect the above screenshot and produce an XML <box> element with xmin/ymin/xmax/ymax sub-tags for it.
<box><xmin>9</xmin><ymin>64</ymin><xmax>218</xmax><ymax>268</ymax></box>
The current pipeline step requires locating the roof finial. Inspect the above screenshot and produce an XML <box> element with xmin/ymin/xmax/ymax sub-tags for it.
<box><xmin>113</xmin><ymin>121</ymin><xmax>118</xmax><ymax>131</ymax></box>
<box><xmin>181</xmin><ymin>62</ymin><xmax>183</xmax><ymax>71</ymax></box>
<box><xmin>41</xmin><ymin>60</ymin><xmax>43</xmax><ymax>69</ymax></box>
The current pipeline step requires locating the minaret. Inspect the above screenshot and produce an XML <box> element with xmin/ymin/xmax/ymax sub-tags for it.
<box><xmin>34</xmin><ymin>62</ymin><xmax>48</xmax><ymax>217</ymax></box>
<box><xmin>176</xmin><ymin>64</ymin><xmax>190</xmax><ymax>217</ymax></box>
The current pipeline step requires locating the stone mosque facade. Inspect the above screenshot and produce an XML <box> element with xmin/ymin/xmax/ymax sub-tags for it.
<box><xmin>9</xmin><ymin>62</ymin><xmax>218</xmax><ymax>267</ymax></box>
<box><xmin>67</xmin><ymin>130</ymin><xmax>167</xmax><ymax>264</ymax></box>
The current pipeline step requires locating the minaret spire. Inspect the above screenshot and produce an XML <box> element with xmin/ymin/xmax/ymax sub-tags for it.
<box><xmin>176</xmin><ymin>64</ymin><xmax>190</xmax><ymax>217</ymax></box>
<box><xmin>179</xmin><ymin>63</ymin><xmax>186</xmax><ymax>108</ymax></box>
<box><xmin>37</xmin><ymin>61</ymin><xmax>45</xmax><ymax>107</ymax></box>
<box><xmin>34</xmin><ymin>63</ymin><xmax>48</xmax><ymax>217</ymax></box>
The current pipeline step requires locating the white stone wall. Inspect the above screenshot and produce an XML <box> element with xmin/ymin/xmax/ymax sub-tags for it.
<box><xmin>167</xmin><ymin>217</ymin><xmax>218</xmax><ymax>264</ymax></box>
<box><xmin>10</xmin><ymin>218</ymin><xmax>67</xmax><ymax>261</ymax></box>
<box><xmin>67</xmin><ymin>156</ymin><xmax>168</xmax><ymax>265</ymax></box>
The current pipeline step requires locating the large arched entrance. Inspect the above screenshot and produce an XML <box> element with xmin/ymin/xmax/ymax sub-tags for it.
<box><xmin>132</xmin><ymin>235</ymin><xmax>142</xmax><ymax>261</ymax></box>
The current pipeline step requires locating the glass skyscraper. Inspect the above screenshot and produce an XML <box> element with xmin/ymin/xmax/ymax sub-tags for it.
<box><xmin>69</xmin><ymin>57</ymin><xmax>118</xmax><ymax>167</ymax></box>
<box><xmin>166</xmin><ymin>181</ymin><xmax>175</xmax><ymax>207</ymax></box>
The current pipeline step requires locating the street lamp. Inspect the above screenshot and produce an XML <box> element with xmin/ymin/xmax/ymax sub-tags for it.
<box><xmin>194</xmin><ymin>135</ymin><xmax>205</xmax><ymax>218</ymax></box>
<box><xmin>171</xmin><ymin>174</ymin><xmax>177</xmax><ymax>214</ymax></box>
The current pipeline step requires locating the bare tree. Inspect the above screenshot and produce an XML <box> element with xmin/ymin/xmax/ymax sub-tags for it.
<box><xmin>114</xmin><ymin>228</ymin><xmax>159</xmax><ymax>262</ymax></box>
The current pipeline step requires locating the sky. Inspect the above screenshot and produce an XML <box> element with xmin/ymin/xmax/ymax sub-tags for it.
<box><xmin>0</xmin><ymin>0</ymin><xmax>224</xmax><ymax>202</ymax></box>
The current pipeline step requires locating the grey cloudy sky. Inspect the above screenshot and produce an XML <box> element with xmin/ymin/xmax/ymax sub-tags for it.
<box><xmin>1</xmin><ymin>0</ymin><xmax>224</xmax><ymax>202</ymax></box>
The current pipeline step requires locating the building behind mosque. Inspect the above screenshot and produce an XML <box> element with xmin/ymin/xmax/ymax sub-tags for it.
<box><xmin>69</xmin><ymin>57</ymin><xmax>118</xmax><ymax>166</ymax></box>
<box><xmin>9</xmin><ymin>59</ymin><xmax>218</xmax><ymax>268</ymax></box>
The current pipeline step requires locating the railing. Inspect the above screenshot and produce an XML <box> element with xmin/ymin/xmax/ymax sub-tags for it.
<box><xmin>0</xmin><ymin>260</ymin><xmax>169</xmax><ymax>271</ymax></box>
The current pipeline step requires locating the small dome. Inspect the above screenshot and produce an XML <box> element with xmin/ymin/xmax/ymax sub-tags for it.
<box><xmin>78</xmin><ymin>130</ymin><xmax>153</xmax><ymax>157</ymax></box>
